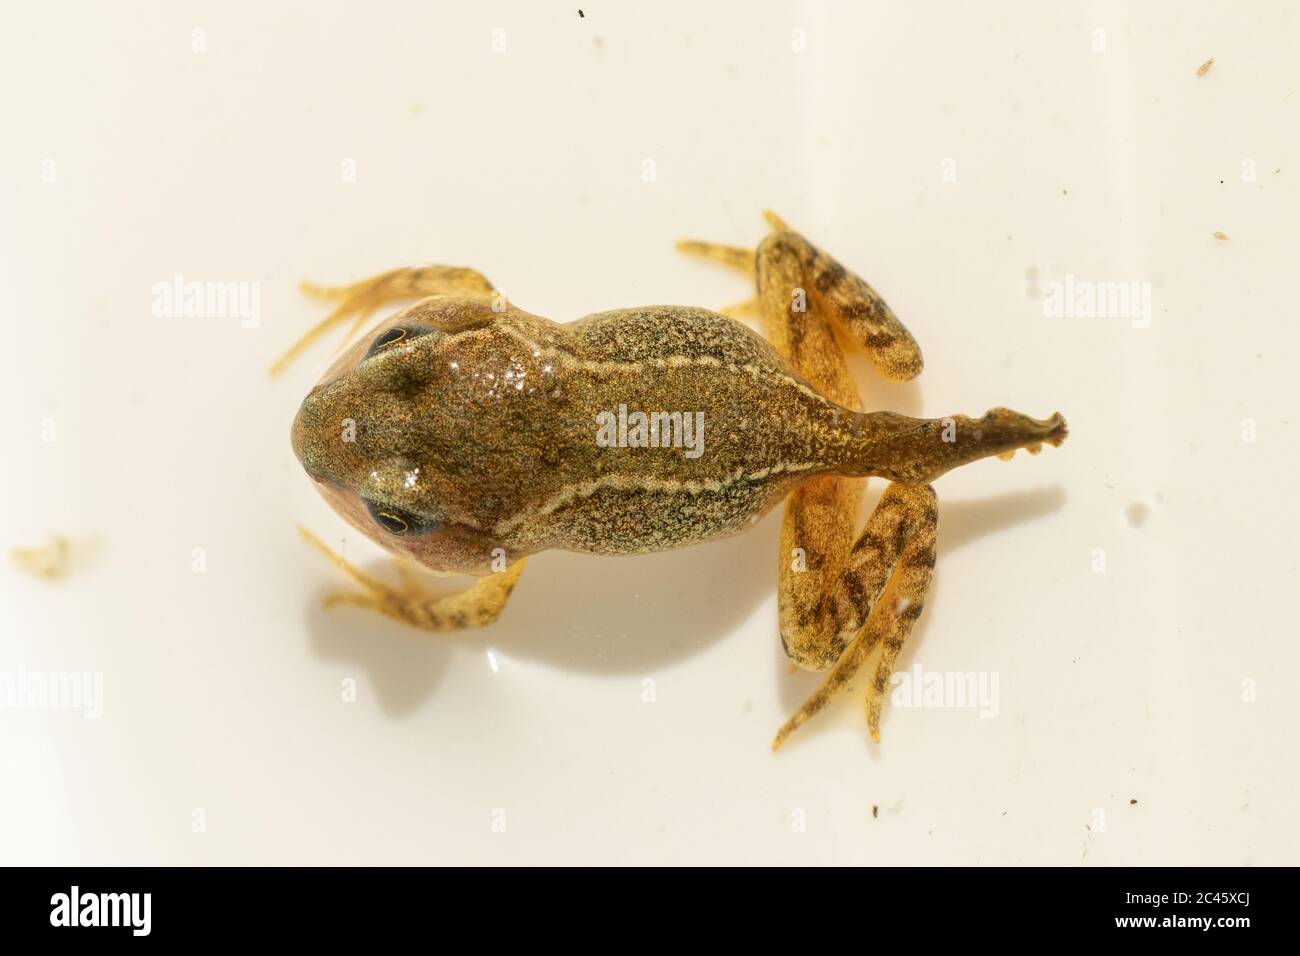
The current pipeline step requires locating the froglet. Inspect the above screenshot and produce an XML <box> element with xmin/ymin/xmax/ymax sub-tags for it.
<box><xmin>279</xmin><ymin>212</ymin><xmax>1067</xmax><ymax>747</ymax></box>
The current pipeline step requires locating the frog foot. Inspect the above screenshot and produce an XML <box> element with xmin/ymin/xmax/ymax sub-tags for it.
<box><xmin>298</xmin><ymin>526</ymin><xmax>525</xmax><ymax>632</ymax></box>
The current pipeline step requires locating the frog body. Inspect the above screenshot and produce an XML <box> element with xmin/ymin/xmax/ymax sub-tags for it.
<box><xmin>293</xmin><ymin>300</ymin><xmax>895</xmax><ymax>572</ymax></box>
<box><xmin>281</xmin><ymin>213</ymin><xmax>1066</xmax><ymax>746</ymax></box>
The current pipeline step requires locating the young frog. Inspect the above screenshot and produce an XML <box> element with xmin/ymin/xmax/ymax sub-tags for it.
<box><xmin>277</xmin><ymin>212</ymin><xmax>1067</xmax><ymax>748</ymax></box>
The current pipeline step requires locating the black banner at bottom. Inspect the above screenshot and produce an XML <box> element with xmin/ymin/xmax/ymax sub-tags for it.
<box><xmin>0</xmin><ymin>866</ymin><xmax>1279</xmax><ymax>942</ymax></box>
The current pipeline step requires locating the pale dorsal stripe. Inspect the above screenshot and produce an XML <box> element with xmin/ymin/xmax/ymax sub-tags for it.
<box><xmin>493</xmin><ymin>461</ymin><xmax>819</xmax><ymax>537</ymax></box>
<box><xmin>489</xmin><ymin>321</ymin><xmax>826</xmax><ymax>404</ymax></box>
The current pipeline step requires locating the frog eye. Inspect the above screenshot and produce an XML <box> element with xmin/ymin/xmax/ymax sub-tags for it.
<box><xmin>367</xmin><ymin>326</ymin><xmax>410</xmax><ymax>357</ymax></box>
<box><xmin>365</xmin><ymin>500</ymin><xmax>416</xmax><ymax>535</ymax></box>
<box><xmin>366</xmin><ymin>323</ymin><xmax>437</xmax><ymax>359</ymax></box>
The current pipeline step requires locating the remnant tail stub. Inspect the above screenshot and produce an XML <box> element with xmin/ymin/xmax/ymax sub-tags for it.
<box><xmin>850</xmin><ymin>408</ymin><xmax>1068</xmax><ymax>484</ymax></box>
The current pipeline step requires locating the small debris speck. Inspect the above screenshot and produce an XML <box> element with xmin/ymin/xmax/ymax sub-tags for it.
<box><xmin>11</xmin><ymin>536</ymin><xmax>72</xmax><ymax>579</ymax></box>
<box><xmin>1130</xmin><ymin>798</ymin><xmax>1138</xmax><ymax>805</ymax></box>
<box><xmin>1196</xmin><ymin>57</ymin><xmax>1214</xmax><ymax>77</ymax></box>
<box><xmin>1125</xmin><ymin>501</ymin><xmax>1151</xmax><ymax>528</ymax></box>
<box><xmin>1214</xmin><ymin>231</ymin><xmax>1229</xmax><ymax>241</ymax></box>
<box><xmin>872</xmin><ymin>804</ymin><xmax>879</xmax><ymax>819</ymax></box>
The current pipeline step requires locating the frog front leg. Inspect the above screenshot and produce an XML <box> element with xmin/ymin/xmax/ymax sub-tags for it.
<box><xmin>270</xmin><ymin>264</ymin><xmax>496</xmax><ymax>376</ymax></box>
<box><xmin>299</xmin><ymin>527</ymin><xmax>526</xmax><ymax>630</ymax></box>
<box><xmin>681</xmin><ymin>213</ymin><xmax>933</xmax><ymax>746</ymax></box>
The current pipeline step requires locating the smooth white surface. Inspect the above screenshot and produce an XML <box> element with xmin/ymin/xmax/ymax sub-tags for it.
<box><xmin>2</xmin><ymin>1</ymin><xmax>1297</xmax><ymax>865</ymax></box>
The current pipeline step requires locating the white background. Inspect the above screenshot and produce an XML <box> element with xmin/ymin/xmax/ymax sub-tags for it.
<box><xmin>2</xmin><ymin>1</ymin><xmax>1297</xmax><ymax>865</ymax></box>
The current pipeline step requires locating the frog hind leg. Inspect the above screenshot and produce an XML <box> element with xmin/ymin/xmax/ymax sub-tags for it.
<box><xmin>270</xmin><ymin>265</ymin><xmax>496</xmax><ymax>377</ymax></box>
<box><xmin>684</xmin><ymin>213</ymin><xmax>938</xmax><ymax>746</ymax></box>
<box><xmin>757</xmin><ymin>221</ymin><xmax>937</xmax><ymax>747</ymax></box>
<box><xmin>679</xmin><ymin>210</ymin><xmax>923</xmax><ymax>380</ymax></box>
<box><xmin>298</xmin><ymin>526</ymin><xmax>525</xmax><ymax>630</ymax></box>
<box><xmin>773</xmin><ymin>483</ymin><xmax>937</xmax><ymax>749</ymax></box>
<box><xmin>674</xmin><ymin>238</ymin><xmax>755</xmax><ymax>276</ymax></box>
<box><xmin>766</xmin><ymin>212</ymin><xmax>924</xmax><ymax>382</ymax></box>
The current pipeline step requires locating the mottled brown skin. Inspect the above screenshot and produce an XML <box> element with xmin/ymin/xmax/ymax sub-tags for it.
<box><xmin>282</xmin><ymin>212</ymin><xmax>1067</xmax><ymax>747</ymax></box>
<box><xmin>297</xmin><ymin>302</ymin><xmax>841</xmax><ymax>572</ymax></box>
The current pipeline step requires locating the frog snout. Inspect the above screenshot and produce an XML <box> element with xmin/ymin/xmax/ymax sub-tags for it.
<box><xmin>290</xmin><ymin>387</ymin><xmax>329</xmax><ymax>480</ymax></box>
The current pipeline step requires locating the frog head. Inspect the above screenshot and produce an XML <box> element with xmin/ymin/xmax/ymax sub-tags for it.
<box><xmin>290</xmin><ymin>301</ymin><xmax>520</xmax><ymax>575</ymax></box>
